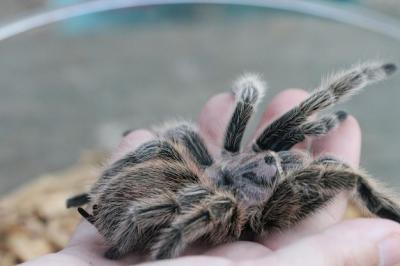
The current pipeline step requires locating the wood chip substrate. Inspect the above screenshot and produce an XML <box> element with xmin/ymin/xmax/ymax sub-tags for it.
<box><xmin>0</xmin><ymin>151</ymin><xmax>363</xmax><ymax>265</ymax></box>
<box><xmin>0</xmin><ymin>151</ymin><xmax>105</xmax><ymax>266</ymax></box>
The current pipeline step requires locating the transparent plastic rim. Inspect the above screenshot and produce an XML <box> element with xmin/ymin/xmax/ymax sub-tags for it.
<box><xmin>1</xmin><ymin>0</ymin><xmax>400</xmax><ymax>41</ymax></box>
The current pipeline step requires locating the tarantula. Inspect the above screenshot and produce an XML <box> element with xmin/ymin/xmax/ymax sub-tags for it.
<box><xmin>67</xmin><ymin>61</ymin><xmax>400</xmax><ymax>260</ymax></box>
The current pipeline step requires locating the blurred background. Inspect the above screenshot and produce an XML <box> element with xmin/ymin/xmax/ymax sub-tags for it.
<box><xmin>1</xmin><ymin>0</ymin><xmax>400</xmax><ymax>264</ymax></box>
<box><xmin>1</xmin><ymin>0</ymin><xmax>400</xmax><ymax>195</ymax></box>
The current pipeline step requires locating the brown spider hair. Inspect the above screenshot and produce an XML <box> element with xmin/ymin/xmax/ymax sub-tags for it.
<box><xmin>67</xmin><ymin>61</ymin><xmax>400</xmax><ymax>260</ymax></box>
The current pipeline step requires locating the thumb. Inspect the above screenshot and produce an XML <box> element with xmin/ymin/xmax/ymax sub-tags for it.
<box><xmin>241</xmin><ymin>219</ymin><xmax>400</xmax><ymax>266</ymax></box>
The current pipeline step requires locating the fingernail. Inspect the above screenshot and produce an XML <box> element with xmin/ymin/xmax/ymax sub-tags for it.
<box><xmin>379</xmin><ymin>235</ymin><xmax>400</xmax><ymax>266</ymax></box>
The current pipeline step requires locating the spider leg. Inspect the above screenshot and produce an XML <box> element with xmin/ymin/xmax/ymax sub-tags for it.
<box><xmin>254</xmin><ymin>164</ymin><xmax>350</xmax><ymax>232</ymax></box>
<box><xmin>103</xmin><ymin>193</ymin><xmax>179</xmax><ymax>259</ymax></box>
<box><xmin>253</xmin><ymin>62</ymin><xmax>396</xmax><ymax>152</ymax></box>
<box><xmin>151</xmin><ymin>189</ymin><xmax>244</xmax><ymax>260</ymax></box>
<box><xmin>255</xmin><ymin>160</ymin><xmax>400</xmax><ymax>233</ymax></box>
<box><xmin>161</xmin><ymin>122</ymin><xmax>213</xmax><ymax>167</ymax></box>
<box><xmin>106</xmin><ymin>120</ymin><xmax>212</xmax><ymax>194</ymax></box>
<box><xmin>270</xmin><ymin>110</ymin><xmax>348</xmax><ymax>151</ymax></box>
<box><xmin>354</xmin><ymin>173</ymin><xmax>400</xmax><ymax>222</ymax></box>
<box><xmin>102</xmin><ymin>185</ymin><xmax>212</xmax><ymax>259</ymax></box>
<box><xmin>92</xmin><ymin>122</ymin><xmax>212</xmax><ymax>206</ymax></box>
<box><xmin>66</xmin><ymin>192</ymin><xmax>90</xmax><ymax>208</ymax></box>
<box><xmin>94</xmin><ymin>158</ymin><xmax>202</xmax><ymax>259</ymax></box>
<box><xmin>65</xmin><ymin>139</ymin><xmax>185</xmax><ymax>208</ymax></box>
<box><xmin>101</xmin><ymin>139</ymin><xmax>184</xmax><ymax>182</ymax></box>
<box><xmin>77</xmin><ymin>207</ymin><xmax>95</xmax><ymax>224</ymax></box>
<box><xmin>318</xmin><ymin>158</ymin><xmax>400</xmax><ymax>222</ymax></box>
<box><xmin>223</xmin><ymin>74</ymin><xmax>266</xmax><ymax>154</ymax></box>
<box><xmin>310</xmin><ymin>155</ymin><xmax>350</xmax><ymax>167</ymax></box>
<box><xmin>110</xmin><ymin>120</ymin><xmax>214</xmax><ymax>182</ymax></box>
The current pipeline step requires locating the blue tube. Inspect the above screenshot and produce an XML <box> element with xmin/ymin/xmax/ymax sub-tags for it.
<box><xmin>1</xmin><ymin>0</ymin><xmax>400</xmax><ymax>41</ymax></box>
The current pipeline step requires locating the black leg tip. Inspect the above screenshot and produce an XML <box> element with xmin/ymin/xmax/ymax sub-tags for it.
<box><xmin>153</xmin><ymin>252</ymin><xmax>169</xmax><ymax>261</ymax></box>
<box><xmin>77</xmin><ymin>207</ymin><xmax>89</xmax><ymax>218</ymax></box>
<box><xmin>105</xmin><ymin>247</ymin><xmax>121</xmax><ymax>260</ymax></box>
<box><xmin>77</xmin><ymin>207</ymin><xmax>95</xmax><ymax>224</ymax></box>
<box><xmin>66</xmin><ymin>193</ymin><xmax>90</xmax><ymax>208</ymax></box>
<box><xmin>122</xmin><ymin>129</ymin><xmax>133</xmax><ymax>137</ymax></box>
<box><xmin>335</xmin><ymin>110</ymin><xmax>348</xmax><ymax>122</ymax></box>
<box><xmin>66</xmin><ymin>200</ymin><xmax>73</xmax><ymax>208</ymax></box>
<box><xmin>382</xmin><ymin>63</ymin><xmax>397</xmax><ymax>75</ymax></box>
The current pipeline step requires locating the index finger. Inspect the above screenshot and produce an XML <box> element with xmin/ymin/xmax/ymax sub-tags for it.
<box><xmin>108</xmin><ymin>129</ymin><xmax>155</xmax><ymax>164</ymax></box>
<box><xmin>311</xmin><ymin>115</ymin><xmax>361</xmax><ymax>167</ymax></box>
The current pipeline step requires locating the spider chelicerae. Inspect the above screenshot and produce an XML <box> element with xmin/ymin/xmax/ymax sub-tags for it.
<box><xmin>67</xmin><ymin>61</ymin><xmax>400</xmax><ymax>260</ymax></box>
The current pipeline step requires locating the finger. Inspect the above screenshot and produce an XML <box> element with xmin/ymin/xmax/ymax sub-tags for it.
<box><xmin>312</xmin><ymin>114</ymin><xmax>362</xmax><ymax>167</ymax></box>
<box><xmin>129</xmin><ymin>243</ymin><xmax>268</xmax><ymax>266</ymax></box>
<box><xmin>243</xmin><ymin>219</ymin><xmax>400</xmax><ymax>266</ymax></box>
<box><xmin>65</xmin><ymin>221</ymin><xmax>144</xmax><ymax>265</ymax></box>
<box><xmin>67</xmin><ymin>220</ymin><xmax>105</xmax><ymax>249</ymax></box>
<box><xmin>17</xmin><ymin>253</ymin><xmax>100</xmax><ymax>266</ymax></box>
<box><xmin>109</xmin><ymin>129</ymin><xmax>155</xmax><ymax>164</ymax></box>
<box><xmin>138</xmin><ymin>256</ymin><xmax>231</xmax><ymax>266</ymax></box>
<box><xmin>198</xmin><ymin>92</ymin><xmax>236</xmax><ymax>156</ymax></box>
<box><xmin>252</xmin><ymin>89</ymin><xmax>310</xmax><ymax>150</ymax></box>
<box><xmin>204</xmin><ymin>241</ymin><xmax>272</xmax><ymax>260</ymax></box>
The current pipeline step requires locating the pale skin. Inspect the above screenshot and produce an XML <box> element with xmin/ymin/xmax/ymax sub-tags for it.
<box><xmin>21</xmin><ymin>89</ymin><xmax>400</xmax><ymax>266</ymax></box>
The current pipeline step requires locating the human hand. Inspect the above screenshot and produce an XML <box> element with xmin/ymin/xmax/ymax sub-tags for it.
<box><xmin>20</xmin><ymin>89</ymin><xmax>400</xmax><ymax>266</ymax></box>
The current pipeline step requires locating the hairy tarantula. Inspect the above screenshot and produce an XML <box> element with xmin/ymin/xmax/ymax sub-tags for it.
<box><xmin>67</xmin><ymin>61</ymin><xmax>400</xmax><ymax>260</ymax></box>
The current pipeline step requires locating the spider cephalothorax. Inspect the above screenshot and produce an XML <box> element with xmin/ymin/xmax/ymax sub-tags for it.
<box><xmin>67</xmin><ymin>61</ymin><xmax>400</xmax><ymax>260</ymax></box>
